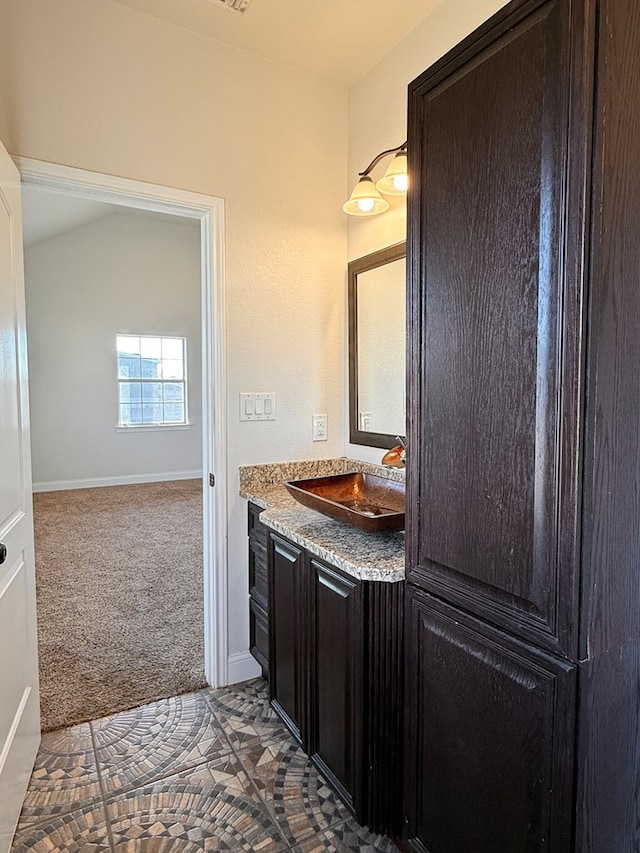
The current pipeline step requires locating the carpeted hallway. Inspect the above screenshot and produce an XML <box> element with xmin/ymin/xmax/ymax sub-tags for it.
<box><xmin>33</xmin><ymin>478</ymin><xmax>207</xmax><ymax>732</ymax></box>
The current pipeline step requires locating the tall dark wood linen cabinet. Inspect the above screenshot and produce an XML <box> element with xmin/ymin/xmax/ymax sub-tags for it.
<box><xmin>404</xmin><ymin>0</ymin><xmax>640</xmax><ymax>850</ymax></box>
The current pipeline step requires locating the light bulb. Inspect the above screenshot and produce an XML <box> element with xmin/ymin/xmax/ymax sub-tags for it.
<box><xmin>392</xmin><ymin>173</ymin><xmax>408</xmax><ymax>192</ymax></box>
<box><xmin>357</xmin><ymin>197</ymin><xmax>375</xmax><ymax>213</ymax></box>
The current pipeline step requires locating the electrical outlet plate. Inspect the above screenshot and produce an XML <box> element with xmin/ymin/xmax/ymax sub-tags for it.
<box><xmin>312</xmin><ymin>413</ymin><xmax>328</xmax><ymax>441</ymax></box>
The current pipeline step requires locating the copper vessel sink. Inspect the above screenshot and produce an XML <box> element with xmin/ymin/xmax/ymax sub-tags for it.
<box><xmin>284</xmin><ymin>472</ymin><xmax>405</xmax><ymax>532</ymax></box>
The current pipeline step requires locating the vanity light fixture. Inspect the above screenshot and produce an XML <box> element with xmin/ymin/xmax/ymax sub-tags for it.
<box><xmin>343</xmin><ymin>141</ymin><xmax>408</xmax><ymax>216</ymax></box>
<box><xmin>208</xmin><ymin>0</ymin><xmax>252</xmax><ymax>11</ymax></box>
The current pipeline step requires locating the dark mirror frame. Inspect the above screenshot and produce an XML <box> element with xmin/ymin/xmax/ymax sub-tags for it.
<box><xmin>348</xmin><ymin>241</ymin><xmax>407</xmax><ymax>449</ymax></box>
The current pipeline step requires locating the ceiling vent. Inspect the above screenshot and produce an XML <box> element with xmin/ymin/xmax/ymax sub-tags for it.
<box><xmin>210</xmin><ymin>0</ymin><xmax>253</xmax><ymax>11</ymax></box>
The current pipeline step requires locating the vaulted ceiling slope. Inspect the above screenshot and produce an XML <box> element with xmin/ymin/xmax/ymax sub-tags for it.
<box><xmin>21</xmin><ymin>187</ymin><xmax>193</xmax><ymax>248</ymax></box>
<box><xmin>111</xmin><ymin>0</ymin><xmax>444</xmax><ymax>87</ymax></box>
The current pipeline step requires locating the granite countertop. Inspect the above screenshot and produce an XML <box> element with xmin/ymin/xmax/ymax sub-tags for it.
<box><xmin>239</xmin><ymin>458</ymin><xmax>406</xmax><ymax>583</ymax></box>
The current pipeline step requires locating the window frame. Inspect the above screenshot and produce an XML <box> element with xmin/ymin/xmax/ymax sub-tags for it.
<box><xmin>116</xmin><ymin>333</ymin><xmax>189</xmax><ymax>429</ymax></box>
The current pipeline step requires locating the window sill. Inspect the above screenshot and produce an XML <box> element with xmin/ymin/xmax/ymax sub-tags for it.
<box><xmin>115</xmin><ymin>424</ymin><xmax>192</xmax><ymax>433</ymax></box>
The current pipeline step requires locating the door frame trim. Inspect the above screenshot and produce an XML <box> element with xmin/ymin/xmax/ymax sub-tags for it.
<box><xmin>15</xmin><ymin>156</ymin><xmax>229</xmax><ymax>688</ymax></box>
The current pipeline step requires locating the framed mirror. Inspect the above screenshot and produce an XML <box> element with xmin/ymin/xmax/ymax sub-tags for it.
<box><xmin>348</xmin><ymin>241</ymin><xmax>406</xmax><ymax>449</ymax></box>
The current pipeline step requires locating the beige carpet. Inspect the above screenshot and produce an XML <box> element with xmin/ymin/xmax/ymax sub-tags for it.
<box><xmin>33</xmin><ymin>479</ymin><xmax>207</xmax><ymax>732</ymax></box>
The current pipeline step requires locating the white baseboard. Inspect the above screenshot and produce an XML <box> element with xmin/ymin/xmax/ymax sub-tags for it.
<box><xmin>32</xmin><ymin>470</ymin><xmax>202</xmax><ymax>492</ymax></box>
<box><xmin>226</xmin><ymin>652</ymin><xmax>261</xmax><ymax>685</ymax></box>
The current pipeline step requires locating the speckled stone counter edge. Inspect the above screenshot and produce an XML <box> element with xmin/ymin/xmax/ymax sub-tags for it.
<box><xmin>239</xmin><ymin>458</ymin><xmax>405</xmax><ymax>583</ymax></box>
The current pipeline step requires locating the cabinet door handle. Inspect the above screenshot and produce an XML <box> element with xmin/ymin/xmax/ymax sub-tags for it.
<box><xmin>0</xmin><ymin>543</ymin><xmax>6</xmax><ymax>565</ymax></box>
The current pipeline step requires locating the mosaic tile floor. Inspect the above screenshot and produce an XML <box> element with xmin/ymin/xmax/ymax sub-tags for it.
<box><xmin>11</xmin><ymin>678</ymin><xmax>398</xmax><ymax>852</ymax></box>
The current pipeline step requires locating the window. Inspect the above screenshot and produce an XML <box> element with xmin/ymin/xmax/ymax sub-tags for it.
<box><xmin>116</xmin><ymin>334</ymin><xmax>187</xmax><ymax>427</ymax></box>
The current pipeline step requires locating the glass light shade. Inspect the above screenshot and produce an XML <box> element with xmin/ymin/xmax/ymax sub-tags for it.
<box><xmin>376</xmin><ymin>152</ymin><xmax>408</xmax><ymax>196</ymax></box>
<box><xmin>343</xmin><ymin>176</ymin><xmax>390</xmax><ymax>216</ymax></box>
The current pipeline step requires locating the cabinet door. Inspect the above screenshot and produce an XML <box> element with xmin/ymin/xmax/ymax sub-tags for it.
<box><xmin>268</xmin><ymin>533</ymin><xmax>305</xmax><ymax>744</ymax></box>
<box><xmin>308</xmin><ymin>559</ymin><xmax>362</xmax><ymax>814</ymax></box>
<box><xmin>404</xmin><ymin>590</ymin><xmax>575</xmax><ymax>853</ymax></box>
<box><xmin>406</xmin><ymin>0</ymin><xmax>591</xmax><ymax>656</ymax></box>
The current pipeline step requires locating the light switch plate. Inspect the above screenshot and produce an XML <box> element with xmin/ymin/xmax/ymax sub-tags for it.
<box><xmin>240</xmin><ymin>392</ymin><xmax>276</xmax><ymax>421</ymax></box>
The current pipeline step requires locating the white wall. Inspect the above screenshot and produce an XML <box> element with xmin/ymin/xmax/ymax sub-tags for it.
<box><xmin>0</xmin><ymin>0</ymin><xmax>514</xmax><ymax>666</ymax></box>
<box><xmin>0</xmin><ymin>0</ymin><xmax>347</xmax><ymax>662</ymax></box>
<box><xmin>24</xmin><ymin>211</ymin><xmax>202</xmax><ymax>488</ymax></box>
<box><xmin>345</xmin><ymin>0</ymin><xmax>511</xmax><ymax>463</ymax></box>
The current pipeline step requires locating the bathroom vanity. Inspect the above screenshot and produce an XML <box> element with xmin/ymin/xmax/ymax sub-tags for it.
<box><xmin>241</xmin><ymin>459</ymin><xmax>405</xmax><ymax>837</ymax></box>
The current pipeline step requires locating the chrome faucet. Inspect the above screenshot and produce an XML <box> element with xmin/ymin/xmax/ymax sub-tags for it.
<box><xmin>381</xmin><ymin>436</ymin><xmax>406</xmax><ymax>468</ymax></box>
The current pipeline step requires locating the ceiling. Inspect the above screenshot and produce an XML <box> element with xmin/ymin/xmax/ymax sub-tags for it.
<box><xmin>22</xmin><ymin>187</ymin><xmax>195</xmax><ymax>248</ymax></box>
<box><xmin>22</xmin><ymin>2</ymin><xmax>446</xmax><ymax>243</ymax></box>
<box><xmin>21</xmin><ymin>189</ymin><xmax>118</xmax><ymax>248</ymax></box>
<box><xmin>111</xmin><ymin>0</ymin><xmax>445</xmax><ymax>87</ymax></box>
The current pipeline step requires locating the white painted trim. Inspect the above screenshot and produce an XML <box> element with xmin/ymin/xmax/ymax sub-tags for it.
<box><xmin>16</xmin><ymin>156</ymin><xmax>228</xmax><ymax>689</ymax></box>
<box><xmin>201</xmin><ymin>204</ymin><xmax>229</xmax><ymax>689</ymax></box>
<box><xmin>33</xmin><ymin>471</ymin><xmax>202</xmax><ymax>493</ymax></box>
<box><xmin>14</xmin><ymin>158</ymin><xmax>222</xmax><ymax>218</ymax></box>
<box><xmin>114</xmin><ymin>425</ymin><xmax>193</xmax><ymax>433</ymax></box>
<box><xmin>227</xmin><ymin>652</ymin><xmax>261</xmax><ymax>685</ymax></box>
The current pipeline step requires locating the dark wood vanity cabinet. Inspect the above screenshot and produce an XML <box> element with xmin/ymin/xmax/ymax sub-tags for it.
<box><xmin>405</xmin><ymin>0</ymin><xmax>640</xmax><ymax>850</ymax></box>
<box><xmin>247</xmin><ymin>503</ymin><xmax>269</xmax><ymax>676</ymax></box>
<box><xmin>267</xmin><ymin>529</ymin><xmax>404</xmax><ymax>837</ymax></box>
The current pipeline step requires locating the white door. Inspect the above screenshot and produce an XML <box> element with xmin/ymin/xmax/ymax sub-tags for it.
<box><xmin>0</xmin><ymin>141</ymin><xmax>40</xmax><ymax>852</ymax></box>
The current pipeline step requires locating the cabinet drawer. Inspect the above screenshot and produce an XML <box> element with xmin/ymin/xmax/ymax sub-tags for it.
<box><xmin>250</xmin><ymin>598</ymin><xmax>269</xmax><ymax>672</ymax></box>
<box><xmin>249</xmin><ymin>539</ymin><xmax>268</xmax><ymax>607</ymax></box>
<box><xmin>248</xmin><ymin>502</ymin><xmax>268</xmax><ymax>547</ymax></box>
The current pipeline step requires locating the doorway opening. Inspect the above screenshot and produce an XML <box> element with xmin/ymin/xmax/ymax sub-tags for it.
<box><xmin>17</xmin><ymin>158</ymin><xmax>228</xmax><ymax>727</ymax></box>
